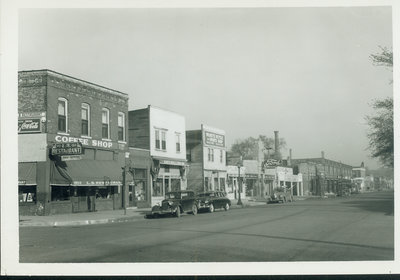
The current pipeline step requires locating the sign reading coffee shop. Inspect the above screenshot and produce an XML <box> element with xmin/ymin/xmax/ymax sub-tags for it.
<box><xmin>54</xmin><ymin>135</ymin><xmax>114</xmax><ymax>149</ymax></box>
<box><xmin>204</xmin><ymin>131</ymin><xmax>225</xmax><ymax>148</ymax></box>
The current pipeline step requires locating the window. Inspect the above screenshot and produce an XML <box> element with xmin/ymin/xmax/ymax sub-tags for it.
<box><xmin>58</xmin><ymin>98</ymin><xmax>68</xmax><ymax>133</ymax></box>
<box><xmin>155</xmin><ymin>129</ymin><xmax>167</xmax><ymax>151</ymax></box>
<box><xmin>208</xmin><ymin>148</ymin><xmax>214</xmax><ymax>161</ymax></box>
<box><xmin>102</xmin><ymin>108</ymin><xmax>110</xmax><ymax>139</ymax></box>
<box><xmin>161</xmin><ymin>131</ymin><xmax>166</xmax><ymax>150</ymax></box>
<box><xmin>220</xmin><ymin>150</ymin><xmax>223</xmax><ymax>163</ymax></box>
<box><xmin>175</xmin><ymin>133</ymin><xmax>181</xmax><ymax>152</ymax></box>
<box><xmin>81</xmin><ymin>103</ymin><xmax>90</xmax><ymax>136</ymax></box>
<box><xmin>51</xmin><ymin>186</ymin><xmax>72</xmax><ymax>201</ymax></box>
<box><xmin>19</xmin><ymin>186</ymin><xmax>36</xmax><ymax>203</ymax></box>
<box><xmin>155</xmin><ymin>130</ymin><xmax>160</xmax><ymax>149</ymax></box>
<box><xmin>118</xmin><ymin>112</ymin><xmax>125</xmax><ymax>141</ymax></box>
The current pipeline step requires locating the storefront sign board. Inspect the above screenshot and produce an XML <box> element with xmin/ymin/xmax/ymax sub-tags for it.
<box><xmin>204</xmin><ymin>131</ymin><xmax>225</xmax><ymax>148</ymax></box>
<box><xmin>18</xmin><ymin>119</ymin><xmax>41</xmax><ymax>133</ymax></box>
<box><xmin>51</xmin><ymin>142</ymin><xmax>83</xmax><ymax>155</ymax></box>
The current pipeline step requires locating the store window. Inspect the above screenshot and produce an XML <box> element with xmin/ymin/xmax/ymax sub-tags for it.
<box><xmin>18</xmin><ymin>186</ymin><xmax>36</xmax><ymax>203</ymax></box>
<box><xmin>51</xmin><ymin>186</ymin><xmax>72</xmax><ymax>201</ymax></box>
<box><xmin>81</xmin><ymin>103</ymin><xmax>90</xmax><ymax>136</ymax></box>
<box><xmin>153</xmin><ymin>178</ymin><xmax>163</xmax><ymax>196</ymax></box>
<box><xmin>58</xmin><ymin>98</ymin><xmax>68</xmax><ymax>133</ymax></box>
<box><xmin>171</xmin><ymin>178</ymin><xmax>181</xmax><ymax>192</ymax></box>
<box><xmin>118</xmin><ymin>112</ymin><xmax>125</xmax><ymax>141</ymax></box>
<box><xmin>175</xmin><ymin>133</ymin><xmax>181</xmax><ymax>152</ymax></box>
<box><xmin>102</xmin><ymin>108</ymin><xmax>110</xmax><ymax>139</ymax></box>
<box><xmin>219</xmin><ymin>178</ymin><xmax>226</xmax><ymax>192</ymax></box>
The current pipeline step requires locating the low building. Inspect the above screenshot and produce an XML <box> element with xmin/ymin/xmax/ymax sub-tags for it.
<box><xmin>18</xmin><ymin>70</ymin><xmax>129</xmax><ymax>215</ymax></box>
<box><xmin>226</xmin><ymin>165</ymin><xmax>246</xmax><ymax>200</ymax></box>
<box><xmin>186</xmin><ymin>125</ymin><xmax>227</xmax><ymax>194</ymax></box>
<box><xmin>291</xmin><ymin>152</ymin><xmax>353</xmax><ymax>196</ymax></box>
<box><xmin>128</xmin><ymin>105</ymin><xmax>187</xmax><ymax>207</ymax></box>
<box><xmin>264</xmin><ymin>166</ymin><xmax>303</xmax><ymax>196</ymax></box>
<box><xmin>352</xmin><ymin>163</ymin><xmax>367</xmax><ymax>192</ymax></box>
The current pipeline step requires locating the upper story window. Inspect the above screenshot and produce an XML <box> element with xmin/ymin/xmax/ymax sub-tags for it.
<box><xmin>208</xmin><ymin>148</ymin><xmax>214</xmax><ymax>162</ymax></box>
<box><xmin>175</xmin><ymin>133</ymin><xmax>181</xmax><ymax>153</ymax></box>
<box><xmin>155</xmin><ymin>129</ymin><xmax>167</xmax><ymax>151</ymax></box>
<box><xmin>102</xmin><ymin>108</ymin><xmax>110</xmax><ymax>139</ymax></box>
<box><xmin>118</xmin><ymin>112</ymin><xmax>125</xmax><ymax>141</ymax></box>
<box><xmin>81</xmin><ymin>103</ymin><xmax>90</xmax><ymax>136</ymax></box>
<box><xmin>58</xmin><ymin>98</ymin><xmax>68</xmax><ymax>133</ymax></box>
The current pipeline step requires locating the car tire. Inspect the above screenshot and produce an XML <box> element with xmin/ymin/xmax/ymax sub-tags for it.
<box><xmin>175</xmin><ymin>207</ymin><xmax>181</xmax><ymax>218</ymax></box>
<box><xmin>209</xmin><ymin>203</ymin><xmax>214</xmax><ymax>213</ymax></box>
<box><xmin>224</xmin><ymin>203</ymin><xmax>230</xmax><ymax>211</ymax></box>
<box><xmin>191</xmin><ymin>204</ymin><xmax>198</xmax><ymax>215</ymax></box>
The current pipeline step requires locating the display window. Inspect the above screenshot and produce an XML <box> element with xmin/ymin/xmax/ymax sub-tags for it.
<box><xmin>19</xmin><ymin>185</ymin><xmax>36</xmax><ymax>203</ymax></box>
<box><xmin>51</xmin><ymin>186</ymin><xmax>72</xmax><ymax>201</ymax></box>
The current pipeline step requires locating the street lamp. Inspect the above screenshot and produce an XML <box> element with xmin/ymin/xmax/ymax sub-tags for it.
<box><xmin>237</xmin><ymin>156</ymin><xmax>243</xmax><ymax>206</ymax></box>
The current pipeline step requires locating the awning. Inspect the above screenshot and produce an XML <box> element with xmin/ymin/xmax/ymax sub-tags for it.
<box><xmin>18</xmin><ymin>162</ymin><xmax>37</xmax><ymax>185</ymax></box>
<box><xmin>50</xmin><ymin>159</ymin><xmax>123</xmax><ymax>186</ymax></box>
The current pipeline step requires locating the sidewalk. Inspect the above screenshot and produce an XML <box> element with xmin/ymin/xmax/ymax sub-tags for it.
<box><xmin>19</xmin><ymin>199</ymin><xmax>267</xmax><ymax>228</ymax></box>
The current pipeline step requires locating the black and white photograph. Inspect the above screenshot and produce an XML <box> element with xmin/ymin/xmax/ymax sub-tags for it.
<box><xmin>1</xmin><ymin>0</ymin><xmax>398</xmax><ymax>276</ymax></box>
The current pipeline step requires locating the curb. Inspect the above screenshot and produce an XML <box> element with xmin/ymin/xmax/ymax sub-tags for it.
<box><xmin>20</xmin><ymin>214</ymin><xmax>147</xmax><ymax>228</ymax></box>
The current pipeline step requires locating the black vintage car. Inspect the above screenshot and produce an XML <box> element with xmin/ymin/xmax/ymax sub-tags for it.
<box><xmin>266</xmin><ymin>187</ymin><xmax>294</xmax><ymax>204</ymax></box>
<box><xmin>150</xmin><ymin>190</ymin><xmax>199</xmax><ymax>218</ymax></box>
<box><xmin>198</xmin><ymin>191</ymin><xmax>231</xmax><ymax>213</ymax></box>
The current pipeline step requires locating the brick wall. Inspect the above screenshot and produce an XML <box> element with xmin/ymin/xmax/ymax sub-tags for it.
<box><xmin>128</xmin><ymin>108</ymin><xmax>150</xmax><ymax>150</ymax></box>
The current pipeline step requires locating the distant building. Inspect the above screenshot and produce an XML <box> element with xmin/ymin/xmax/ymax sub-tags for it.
<box><xmin>264</xmin><ymin>166</ymin><xmax>303</xmax><ymax>196</ymax></box>
<box><xmin>291</xmin><ymin>151</ymin><xmax>353</xmax><ymax>196</ymax></box>
<box><xmin>186</xmin><ymin>125</ymin><xmax>227</xmax><ymax>194</ymax></box>
<box><xmin>352</xmin><ymin>163</ymin><xmax>367</xmax><ymax>192</ymax></box>
<box><xmin>128</xmin><ymin>106</ymin><xmax>187</xmax><ymax>207</ymax></box>
<box><xmin>226</xmin><ymin>165</ymin><xmax>246</xmax><ymax>200</ymax></box>
<box><xmin>18</xmin><ymin>70</ymin><xmax>129</xmax><ymax>215</ymax></box>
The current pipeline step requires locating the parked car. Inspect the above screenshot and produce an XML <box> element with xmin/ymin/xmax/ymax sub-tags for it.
<box><xmin>149</xmin><ymin>190</ymin><xmax>199</xmax><ymax>218</ymax></box>
<box><xmin>267</xmin><ymin>188</ymin><xmax>293</xmax><ymax>204</ymax></box>
<box><xmin>198</xmin><ymin>191</ymin><xmax>231</xmax><ymax>212</ymax></box>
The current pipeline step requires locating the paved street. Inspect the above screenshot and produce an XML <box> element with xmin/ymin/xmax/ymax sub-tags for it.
<box><xmin>19</xmin><ymin>191</ymin><xmax>394</xmax><ymax>262</ymax></box>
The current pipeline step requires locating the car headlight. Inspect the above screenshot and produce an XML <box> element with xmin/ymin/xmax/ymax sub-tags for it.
<box><xmin>204</xmin><ymin>200</ymin><xmax>209</xmax><ymax>204</ymax></box>
<box><xmin>167</xmin><ymin>201</ymin><xmax>173</xmax><ymax>206</ymax></box>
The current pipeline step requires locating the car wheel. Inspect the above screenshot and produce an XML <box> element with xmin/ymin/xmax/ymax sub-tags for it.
<box><xmin>224</xmin><ymin>203</ymin><xmax>230</xmax><ymax>211</ymax></box>
<box><xmin>175</xmin><ymin>207</ymin><xmax>181</xmax><ymax>218</ymax></box>
<box><xmin>209</xmin><ymin>203</ymin><xmax>214</xmax><ymax>213</ymax></box>
<box><xmin>192</xmin><ymin>204</ymin><xmax>198</xmax><ymax>215</ymax></box>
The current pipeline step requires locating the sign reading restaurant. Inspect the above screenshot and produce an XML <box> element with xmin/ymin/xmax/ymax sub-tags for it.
<box><xmin>54</xmin><ymin>135</ymin><xmax>113</xmax><ymax>149</ymax></box>
<box><xmin>51</xmin><ymin>142</ymin><xmax>83</xmax><ymax>156</ymax></box>
<box><xmin>204</xmin><ymin>131</ymin><xmax>225</xmax><ymax>148</ymax></box>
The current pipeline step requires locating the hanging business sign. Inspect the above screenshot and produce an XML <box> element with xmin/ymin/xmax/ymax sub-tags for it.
<box><xmin>51</xmin><ymin>142</ymin><xmax>83</xmax><ymax>156</ymax></box>
<box><xmin>61</xmin><ymin>155</ymin><xmax>82</xmax><ymax>161</ymax></box>
<box><xmin>204</xmin><ymin>131</ymin><xmax>225</xmax><ymax>148</ymax></box>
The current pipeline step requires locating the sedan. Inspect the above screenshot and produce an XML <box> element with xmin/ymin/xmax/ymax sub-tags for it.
<box><xmin>198</xmin><ymin>191</ymin><xmax>231</xmax><ymax>213</ymax></box>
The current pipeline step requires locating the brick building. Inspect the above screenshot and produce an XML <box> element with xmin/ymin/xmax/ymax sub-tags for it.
<box><xmin>18</xmin><ymin>70</ymin><xmax>129</xmax><ymax>215</ymax></box>
<box><xmin>291</xmin><ymin>152</ymin><xmax>353</xmax><ymax>196</ymax></box>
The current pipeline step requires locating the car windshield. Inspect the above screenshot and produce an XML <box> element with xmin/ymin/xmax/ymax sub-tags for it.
<box><xmin>198</xmin><ymin>192</ymin><xmax>214</xmax><ymax>197</ymax></box>
<box><xmin>165</xmin><ymin>192</ymin><xmax>180</xmax><ymax>199</ymax></box>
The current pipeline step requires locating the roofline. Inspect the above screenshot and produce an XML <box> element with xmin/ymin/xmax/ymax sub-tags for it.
<box><xmin>18</xmin><ymin>69</ymin><xmax>129</xmax><ymax>97</ymax></box>
<box><xmin>291</xmin><ymin>157</ymin><xmax>354</xmax><ymax>168</ymax></box>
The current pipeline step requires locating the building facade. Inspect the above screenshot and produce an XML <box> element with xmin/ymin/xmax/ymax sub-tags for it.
<box><xmin>226</xmin><ymin>165</ymin><xmax>246</xmax><ymax>200</ymax></box>
<box><xmin>186</xmin><ymin>125</ymin><xmax>227</xmax><ymax>194</ymax></box>
<box><xmin>18</xmin><ymin>70</ymin><xmax>129</xmax><ymax>215</ymax></box>
<box><xmin>264</xmin><ymin>166</ymin><xmax>303</xmax><ymax>196</ymax></box>
<box><xmin>291</xmin><ymin>153</ymin><xmax>353</xmax><ymax>196</ymax></box>
<box><xmin>128</xmin><ymin>106</ymin><xmax>187</xmax><ymax>207</ymax></box>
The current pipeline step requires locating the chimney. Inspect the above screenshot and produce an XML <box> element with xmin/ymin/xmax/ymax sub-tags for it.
<box><xmin>321</xmin><ymin>151</ymin><xmax>325</xmax><ymax>159</ymax></box>
<box><xmin>274</xmin><ymin>131</ymin><xmax>280</xmax><ymax>160</ymax></box>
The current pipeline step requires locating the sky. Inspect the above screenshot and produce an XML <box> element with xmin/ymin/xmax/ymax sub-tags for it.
<box><xmin>18</xmin><ymin>6</ymin><xmax>393</xmax><ymax>169</ymax></box>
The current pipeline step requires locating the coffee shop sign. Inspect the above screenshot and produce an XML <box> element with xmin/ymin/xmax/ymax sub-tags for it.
<box><xmin>55</xmin><ymin>135</ymin><xmax>113</xmax><ymax>149</ymax></box>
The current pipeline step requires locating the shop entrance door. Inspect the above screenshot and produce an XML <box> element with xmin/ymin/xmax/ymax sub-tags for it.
<box><xmin>129</xmin><ymin>185</ymin><xmax>136</xmax><ymax>207</ymax></box>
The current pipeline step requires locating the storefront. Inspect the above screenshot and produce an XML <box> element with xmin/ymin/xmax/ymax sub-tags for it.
<box><xmin>150</xmin><ymin>158</ymin><xmax>187</xmax><ymax>206</ymax></box>
<box><xmin>226</xmin><ymin>165</ymin><xmax>245</xmax><ymax>200</ymax></box>
<box><xmin>49</xmin><ymin>156</ymin><xmax>123</xmax><ymax>214</ymax></box>
<box><xmin>18</xmin><ymin>162</ymin><xmax>38</xmax><ymax>215</ymax></box>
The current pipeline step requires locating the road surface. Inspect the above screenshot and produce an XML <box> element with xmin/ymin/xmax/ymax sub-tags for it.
<box><xmin>20</xmin><ymin>191</ymin><xmax>394</xmax><ymax>262</ymax></box>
